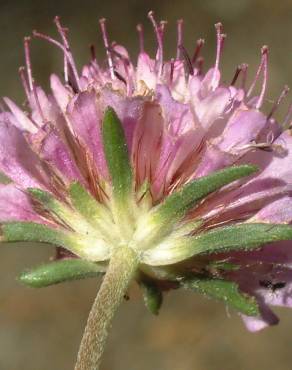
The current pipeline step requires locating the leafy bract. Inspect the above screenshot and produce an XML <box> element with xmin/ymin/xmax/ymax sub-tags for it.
<box><xmin>183</xmin><ymin>278</ymin><xmax>259</xmax><ymax>316</ymax></box>
<box><xmin>19</xmin><ymin>259</ymin><xmax>106</xmax><ymax>288</ymax></box>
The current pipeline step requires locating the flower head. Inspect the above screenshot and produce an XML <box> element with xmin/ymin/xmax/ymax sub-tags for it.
<box><xmin>2</xmin><ymin>13</ymin><xmax>292</xmax><ymax>332</ymax></box>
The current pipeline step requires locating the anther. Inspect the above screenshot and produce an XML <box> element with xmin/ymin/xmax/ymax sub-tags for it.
<box><xmin>192</xmin><ymin>38</ymin><xmax>205</xmax><ymax>65</ymax></box>
<box><xmin>99</xmin><ymin>18</ymin><xmax>115</xmax><ymax>80</ymax></box>
<box><xmin>148</xmin><ymin>11</ymin><xmax>164</xmax><ymax>76</ymax></box>
<box><xmin>136</xmin><ymin>24</ymin><xmax>145</xmax><ymax>53</ymax></box>
<box><xmin>176</xmin><ymin>19</ymin><xmax>184</xmax><ymax>60</ymax></box>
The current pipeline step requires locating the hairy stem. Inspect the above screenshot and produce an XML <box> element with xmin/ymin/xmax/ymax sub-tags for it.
<box><xmin>74</xmin><ymin>246</ymin><xmax>139</xmax><ymax>370</ymax></box>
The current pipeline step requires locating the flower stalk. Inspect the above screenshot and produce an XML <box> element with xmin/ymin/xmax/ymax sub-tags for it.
<box><xmin>74</xmin><ymin>245</ymin><xmax>138</xmax><ymax>370</ymax></box>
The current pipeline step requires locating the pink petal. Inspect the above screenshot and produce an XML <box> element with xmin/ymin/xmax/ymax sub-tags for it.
<box><xmin>67</xmin><ymin>91</ymin><xmax>107</xmax><ymax>176</ymax></box>
<box><xmin>132</xmin><ymin>101</ymin><xmax>164</xmax><ymax>187</ymax></box>
<box><xmin>251</xmin><ymin>196</ymin><xmax>292</xmax><ymax>224</ymax></box>
<box><xmin>199</xmin><ymin>68</ymin><xmax>221</xmax><ymax>98</ymax></box>
<box><xmin>100</xmin><ymin>88</ymin><xmax>144</xmax><ymax>151</ymax></box>
<box><xmin>152</xmin><ymin>130</ymin><xmax>199</xmax><ymax>197</ymax></box>
<box><xmin>214</xmin><ymin>108</ymin><xmax>267</xmax><ymax>154</ymax></box>
<box><xmin>50</xmin><ymin>74</ymin><xmax>72</xmax><ymax>112</ymax></box>
<box><xmin>251</xmin><ymin>130</ymin><xmax>292</xmax><ymax>182</ymax></box>
<box><xmin>29</xmin><ymin>86</ymin><xmax>59</xmax><ymax>125</ymax></box>
<box><xmin>156</xmin><ymin>84</ymin><xmax>200</xmax><ymax>135</ymax></box>
<box><xmin>3</xmin><ymin>98</ymin><xmax>38</xmax><ymax>133</ymax></box>
<box><xmin>199</xmin><ymin>130</ymin><xmax>292</xmax><ymax>222</ymax></box>
<box><xmin>37</xmin><ymin>126</ymin><xmax>84</xmax><ymax>184</ymax></box>
<box><xmin>0</xmin><ymin>112</ymin><xmax>23</xmax><ymax>130</ymax></box>
<box><xmin>188</xmin><ymin>75</ymin><xmax>202</xmax><ymax>102</ymax></box>
<box><xmin>242</xmin><ymin>307</ymin><xmax>279</xmax><ymax>332</ymax></box>
<box><xmin>193</xmin><ymin>87</ymin><xmax>231</xmax><ymax>130</ymax></box>
<box><xmin>136</xmin><ymin>52</ymin><xmax>157</xmax><ymax>90</ymax></box>
<box><xmin>166</xmin><ymin>61</ymin><xmax>187</xmax><ymax>101</ymax></box>
<box><xmin>0</xmin><ymin>184</ymin><xmax>41</xmax><ymax>222</ymax></box>
<box><xmin>0</xmin><ymin>122</ymin><xmax>50</xmax><ymax>189</ymax></box>
<box><xmin>193</xmin><ymin>143</ymin><xmax>236</xmax><ymax>178</ymax></box>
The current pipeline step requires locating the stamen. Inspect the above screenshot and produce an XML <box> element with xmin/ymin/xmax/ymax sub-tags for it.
<box><xmin>148</xmin><ymin>10</ymin><xmax>164</xmax><ymax>76</ymax></box>
<box><xmin>136</xmin><ymin>24</ymin><xmax>145</xmax><ymax>53</ymax></box>
<box><xmin>110</xmin><ymin>46</ymin><xmax>132</xmax><ymax>94</ymax></box>
<box><xmin>18</xmin><ymin>67</ymin><xmax>30</xmax><ymax>101</ymax></box>
<box><xmin>90</xmin><ymin>44</ymin><xmax>96</xmax><ymax>61</ymax></box>
<box><xmin>89</xmin><ymin>54</ymin><xmax>103</xmax><ymax>81</ymax></box>
<box><xmin>231</xmin><ymin>63</ymin><xmax>249</xmax><ymax>89</ymax></box>
<box><xmin>191</xmin><ymin>38</ymin><xmax>205</xmax><ymax>65</ymax></box>
<box><xmin>23</xmin><ymin>37</ymin><xmax>45</xmax><ymax>122</ymax></box>
<box><xmin>110</xmin><ymin>46</ymin><xmax>130</xmax><ymax>66</ymax></box>
<box><xmin>24</xmin><ymin>37</ymin><xmax>33</xmax><ymax>91</ymax></box>
<box><xmin>266</xmin><ymin>129</ymin><xmax>275</xmax><ymax>144</ymax></box>
<box><xmin>0</xmin><ymin>101</ymin><xmax>5</xmax><ymax>113</ymax></box>
<box><xmin>197</xmin><ymin>56</ymin><xmax>204</xmax><ymax>75</ymax></box>
<box><xmin>54</xmin><ymin>17</ymin><xmax>69</xmax><ymax>82</ymax></box>
<box><xmin>240</xmin><ymin>63</ymin><xmax>248</xmax><ymax>89</ymax></box>
<box><xmin>54</xmin><ymin>16</ymin><xmax>80</xmax><ymax>89</ymax></box>
<box><xmin>33</xmin><ymin>30</ymin><xmax>81</xmax><ymax>91</ymax></box>
<box><xmin>54</xmin><ymin>16</ymin><xmax>69</xmax><ymax>48</ymax></box>
<box><xmin>179</xmin><ymin>45</ymin><xmax>194</xmax><ymax>76</ymax></box>
<box><xmin>256</xmin><ymin>46</ymin><xmax>269</xmax><ymax>109</ymax></box>
<box><xmin>238</xmin><ymin>139</ymin><xmax>286</xmax><ymax>156</ymax></box>
<box><xmin>267</xmin><ymin>85</ymin><xmax>290</xmax><ymax>120</ymax></box>
<box><xmin>159</xmin><ymin>20</ymin><xmax>167</xmax><ymax>37</ymax></box>
<box><xmin>63</xmin><ymin>54</ymin><xmax>69</xmax><ymax>83</ymax></box>
<box><xmin>176</xmin><ymin>19</ymin><xmax>184</xmax><ymax>60</ymax></box>
<box><xmin>283</xmin><ymin>101</ymin><xmax>292</xmax><ymax>129</ymax></box>
<box><xmin>32</xmin><ymin>84</ymin><xmax>46</xmax><ymax>123</ymax></box>
<box><xmin>247</xmin><ymin>46</ymin><xmax>269</xmax><ymax>107</ymax></box>
<box><xmin>99</xmin><ymin>18</ymin><xmax>115</xmax><ymax>80</ymax></box>
<box><xmin>170</xmin><ymin>58</ymin><xmax>175</xmax><ymax>84</ymax></box>
<box><xmin>211</xmin><ymin>23</ymin><xmax>226</xmax><ymax>89</ymax></box>
<box><xmin>230</xmin><ymin>65</ymin><xmax>242</xmax><ymax>86</ymax></box>
<box><xmin>114</xmin><ymin>70</ymin><xmax>127</xmax><ymax>85</ymax></box>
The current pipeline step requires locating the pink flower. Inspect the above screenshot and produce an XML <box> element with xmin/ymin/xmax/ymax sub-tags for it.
<box><xmin>1</xmin><ymin>13</ymin><xmax>292</xmax><ymax>335</ymax></box>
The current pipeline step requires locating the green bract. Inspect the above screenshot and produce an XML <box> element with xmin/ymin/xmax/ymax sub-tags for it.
<box><xmin>3</xmin><ymin>106</ymin><xmax>292</xmax><ymax>318</ymax></box>
<box><xmin>142</xmin><ymin>223</ymin><xmax>292</xmax><ymax>265</ymax></box>
<box><xmin>182</xmin><ymin>278</ymin><xmax>259</xmax><ymax>316</ymax></box>
<box><xmin>19</xmin><ymin>259</ymin><xmax>106</xmax><ymax>287</ymax></box>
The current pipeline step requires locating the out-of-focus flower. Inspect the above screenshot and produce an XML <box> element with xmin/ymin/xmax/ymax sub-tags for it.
<box><xmin>1</xmin><ymin>13</ymin><xmax>292</xmax><ymax>333</ymax></box>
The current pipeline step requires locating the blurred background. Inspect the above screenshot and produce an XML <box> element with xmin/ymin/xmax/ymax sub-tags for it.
<box><xmin>1</xmin><ymin>0</ymin><xmax>292</xmax><ymax>369</ymax></box>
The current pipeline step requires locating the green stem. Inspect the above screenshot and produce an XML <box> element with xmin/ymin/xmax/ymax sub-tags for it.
<box><xmin>74</xmin><ymin>246</ymin><xmax>139</xmax><ymax>370</ymax></box>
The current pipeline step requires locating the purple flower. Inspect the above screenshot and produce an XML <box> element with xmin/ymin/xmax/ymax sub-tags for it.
<box><xmin>1</xmin><ymin>13</ymin><xmax>292</xmax><ymax>338</ymax></box>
